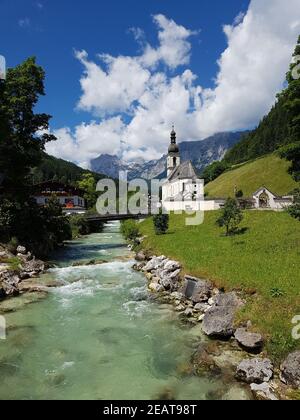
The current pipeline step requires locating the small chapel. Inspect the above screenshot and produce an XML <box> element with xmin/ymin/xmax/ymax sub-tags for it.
<box><xmin>162</xmin><ymin>127</ymin><xmax>211</xmax><ymax>212</ymax></box>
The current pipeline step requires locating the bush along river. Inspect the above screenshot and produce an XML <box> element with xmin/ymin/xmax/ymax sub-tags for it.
<box><xmin>0</xmin><ymin>222</ymin><xmax>253</xmax><ymax>400</ymax></box>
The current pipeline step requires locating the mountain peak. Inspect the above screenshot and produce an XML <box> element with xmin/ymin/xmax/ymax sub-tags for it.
<box><xmin>91</xmin><ymin>131</ymin><xmax>246</xmax><ymax>180</ymax></box>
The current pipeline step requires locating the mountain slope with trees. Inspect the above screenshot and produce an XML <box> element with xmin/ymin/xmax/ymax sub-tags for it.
<box><xmin>31</xmin><ymin>152</ymin><xmax>105</xmax><ymax>186</ymax></box>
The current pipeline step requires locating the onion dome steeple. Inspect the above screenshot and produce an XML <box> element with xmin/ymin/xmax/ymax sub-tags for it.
<box><xmin>167</xmin><ymin>125</ymin><xmax>181</xmax><ymax>177</ymax></box>
<box><xmin>168</xmin><ymin>125</ymin><xmax>179</xmax><ymax>154</ymax></box>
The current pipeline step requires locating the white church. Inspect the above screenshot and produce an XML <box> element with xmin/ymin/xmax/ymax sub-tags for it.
<box><xmin>161</xmin><ymin>128</ymin><xmax>222</xmax><ymax>212</ymax></box>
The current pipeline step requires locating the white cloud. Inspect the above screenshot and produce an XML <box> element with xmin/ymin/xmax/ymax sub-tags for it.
<box><xmin>46</xmin><ymin>117</ymin><xmax>125</xmax><ymax>168</ymax></box>
<box><xmin>76</xmin><ymin>50</ymin><xmax>151</xmax><ymax>116</ymax></box>
<box><xmin>140</xmin><ymin>14</ymin><xmax>198</xmax><ymax>69</ymax></box>
<box><xmin>18</xmin><ymin>18</ymin><xmax>30</xmax><ymax>28</ymax></box>
<box><xmin>47</xmin><ymin>1</ymin><xmax>300</xmax><ymax>167</ymax></box>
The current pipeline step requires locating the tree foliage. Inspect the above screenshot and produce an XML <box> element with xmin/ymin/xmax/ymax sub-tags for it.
<box><xmin>0</xmin><ymin>57</ymin><xmax>56</xmax><ymax>199</ymax></box>
<box><xmin>0</xmin><ymin>58</ymin><xmax>72</xmax><ymax>256</ymax></box>
<box><xmin>201</xmin><ymin>161</ymin><xmax>229</xmax><ymax>184</ymax></box>
<box><xmin>279</xmin><ymin>142</ymin><xmax>300</xmax><ymax>181</ymax></box>
<box><xmin>217</xmin><ymin>198</ymin><xmax>243</xmax><ymax>236</ymax></box>
<box><xmin>153</xmin><ymin>212</ymin><xmax>169</xmax><ymax>235</ymax></box>
<box><xmin>224</xmin><ymin>97</ymin><xmax>290</xmax><ymax>165</ymax></box>
<box><xmin>288</xmin><ymin>203</ymin><xmax>300</xmax><ymax>221</ymax></box>
<box><xmin>31</xmin><ymin>152</ymin><xmax>104</xmax><ymax>187</ymax></box>
<box><xmin>120</xmin><ymin>219</ymin><xmax>140</xmax><ymax>241</ymax></box>
<box><xmin>77</xmin><ymin>173</ymin><xmax>98</xmax><ymax>209</ymax></box>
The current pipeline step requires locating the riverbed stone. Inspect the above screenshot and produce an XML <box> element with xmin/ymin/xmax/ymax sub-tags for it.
<box><xmin>163</xmin><ymin>260</ymin><xmax>181</xmax><ymax>272</ymax></box>
<box><xmin>234</xmin><ymin>328</ymin><xmax>264</xmax><ymax>352</ymax></box>
<box><xmin>18</xmin><ymin>279</ymin><xmax>49</xmax><ymax>294</ymax></box>
<box><xmin>21</xmin><ymin>258</ymin><xmax>45</xmax><ymax>277</ymax></box>
<box><xmin>214</xmin><ymin>292</ymin><xmax>243</xmax><ymax>308</ymax></box>
<box><xmin>0</xmin><ymin>272</ymin><xmax>20</xmax><ymax>297</ymax></box>
<box><xmin>148</xmin><ymin>282</ymin><xmax>164</xmax><ymax>293</ymax></box>
<box><xmin>16</xmin><ymin>246</ymin><xmax>27</xmax><ymax>255</ymax></box>
<box><xmin>194</xmin><ymin>303</ymin><xmax>211</xmax><ymax>313</ymax></box>
<box><xmin>198</xmin><ymin>314</ymin><xmax>205</xmax><ymax>322</ymax></box>
<box><xmin>183</xmin><ymin>307</ymin><xmax>194</xmax><ymax>317</ymax></box>
<box><xmin>280</xmin><ymin>351</ymin><xmax>300</xmax><ymax>389</ymax></box>
<box><xmin>182</xmin><ymin>276</ymin><xmax>212</xmax><ymax>303</ymax></box>
<box><xmin>170</xmin><ymin>291</ymin><xmax>184</xmax><ymax>301</ymax></box>
<box><xmin>202</xmin><ymin>306</ymin><xmax>236</xmax><ymax>338</ymax></box>
<box><xmin>142</xmin><ymin>256</ymin><xmax>167</xmax><ymax>272</ymax></box>
<box><xmin>135</xmin><ymin>251</ymin><xmax>146</xmax><ymax>262</ymax></box>
<box><xmin>250</xmin><ymin>382</ymin><xmax>278</xmax><ymax>400</ymax></box>
<box><xmin>168</xmin><ymin>269</ymin><xmax>181</xmax><ymax>281</ymax></box>
<box><xmin>236</xmin><ymin>358</ymin><xmax>273</xmax><ymax>384</ymax></box>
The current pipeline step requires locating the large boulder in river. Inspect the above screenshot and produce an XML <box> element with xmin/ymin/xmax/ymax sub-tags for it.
<box><xmin>202</xmin><ymin>306</ymin><xmax>236</xmax><ymax>338</ymax></box>
<box><xmin>280</xmin><ymin>351</ymin><xmax>300</xmax><ymax>389</ymax></box>
<box><xmin>21</xmin><ymin>258</ymin><xmax>45</xmax><ymax>278</ymax></box>
<box><xmin>0</xmin><ymin>271</ymin><xmax>20</xmax><ymax>297</ymax></box>
<box><xmin>214</xmin><ymin>292</ymin><xmax>244</xmax><ymax>308</ymax></box>
<box><xmin>202</xmin><ymin>292</ymin><xmax>242</xmax><ymax>338</ymax></box>
<box><xmin>236</xmin><ymin>359</ymin><xmax>273</xmax><ymax>384</ymax></box>
<box><xmin>234</xmin><ymin>328</ymin><xmax>264</xmax><ymax>353</ymax></box>
<box><xmin>182</xmin><ymin>276</ymin><xmax>212</xmax><ymax>303</ymax></box>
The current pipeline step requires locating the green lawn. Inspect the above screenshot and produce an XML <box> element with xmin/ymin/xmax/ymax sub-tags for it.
<box><xmin>206</xmin><ymin>154</ymin><xmax>298</xmax><ymax>198</ymax></box>
<box><xmin>139</xmin><ymin>211</ymin><xmax>300</xmax><ymax>361</ymax></box>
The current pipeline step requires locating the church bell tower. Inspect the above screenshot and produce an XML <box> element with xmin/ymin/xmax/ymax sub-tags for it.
<box><xmin>167</xmin><ymin>126</ymin><xmax>180</xmax><ymax>177</ymax></box>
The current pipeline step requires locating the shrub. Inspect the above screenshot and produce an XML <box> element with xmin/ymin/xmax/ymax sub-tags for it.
<box><xmin>6</xmin><ymin>237</ymin><xmax>19</xmax><ymax>254</ymax></box>
<box><xmin>235</xmin><ymin>189</ymin><xmax>244</xmax><ymax>198</ymax></box>
<box><xmin>121</xmin><ymin>220</ymin><xmax>140</xmax><ymax>241</ymax></box>
<box><xmin>287</xmin><ymin>203</ymin><xmax>300</xmax><ymax>221</ymax></box>
<box><xmin>217</xmin><ymin>198</ymin><xmax>243</xmax><ymax>236</ymax></box>
<box><xmin>69</xmin><ymin>214</ymin><xmax>90</xmax><ymax>238</ymax></box>
<box><xmin>153</xmin><ymin>212</ymin><xmax>169</xmax><ymax>235</ymax></box>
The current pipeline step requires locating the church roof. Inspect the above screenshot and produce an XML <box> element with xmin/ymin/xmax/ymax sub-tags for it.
<box><xmin>168</xmin><ymin>160</ymin><xmax>199</xmax><ymax>181</ymax></box>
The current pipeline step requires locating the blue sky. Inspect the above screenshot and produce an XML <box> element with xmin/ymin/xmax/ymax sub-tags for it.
<box><xmin>1</xmin><ymin>0</ymin><xmax>299</xmax><ymax>166</ymax></box>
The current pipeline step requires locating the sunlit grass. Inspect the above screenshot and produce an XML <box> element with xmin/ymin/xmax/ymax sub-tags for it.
<box><xmin>139</xmin><ymin>211</ymin><xmax>300</xmax><ymax>361</ymax></box>
<box><xmin>206</xmin><ymin>154</ymin><xmax>298</xmax><ymax>198</ymax></box>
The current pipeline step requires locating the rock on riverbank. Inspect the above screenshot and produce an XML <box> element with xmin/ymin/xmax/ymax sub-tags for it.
<box><xmin>134</xmin><ymin>252</ymin><xmax>299</xmax><ymax>400</ymax></box>
<box><xmin>0</xmin><ymin>244</ymin><xmax>46</xmax><ymax>299</ymax></box>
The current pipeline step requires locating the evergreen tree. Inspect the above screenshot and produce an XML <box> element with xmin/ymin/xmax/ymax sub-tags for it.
<box><xmin>283</xmin><ymin>35</ymin><xmax>300</xmax><ymax>143</ymax></box>
<box><xmin>153</xmin><ymin>211</ymin><xmax>169</xmax><ymax>235</ymax></box>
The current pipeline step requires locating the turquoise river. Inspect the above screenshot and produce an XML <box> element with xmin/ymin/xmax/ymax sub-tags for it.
<box><xmin>0</xmin><ymin>222</ymin><xmax>246</xmax><ymax>400</ymax></box>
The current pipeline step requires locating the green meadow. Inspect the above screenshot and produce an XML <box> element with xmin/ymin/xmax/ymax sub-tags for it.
<box><xmin>139</xmin><ymin>211</ymin><xmax>300</xmax><ymax>361</ymax></box>
<box><xmin>206</xmin><ymin>154</ymin><xmax>298</xmax><ymax>198</ymax></box>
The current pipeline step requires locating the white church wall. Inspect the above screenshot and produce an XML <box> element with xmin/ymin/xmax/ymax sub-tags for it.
<box><xmin>162</xmin><ymin>199</ymin><xmax>222</xmax><ymax>212</ymax></box>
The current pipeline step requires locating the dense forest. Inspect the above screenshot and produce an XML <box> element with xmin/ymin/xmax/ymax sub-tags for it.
<box><xmin>31</xmin><ymin>152</ymin><xmax>105</xmax><ymax>186</ymax></box>
<box><xmin>224</xmin><ymin>97</ymin><xmax>290</xmax><ymax>164</ymax></box>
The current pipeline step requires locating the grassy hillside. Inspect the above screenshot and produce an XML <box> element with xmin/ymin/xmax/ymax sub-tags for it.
<box><xmin>206</xmin><ymin>154</ymin><xmax>298</xmax><ymax>198</ymax></box>
<box><xmin>139</xmin><ymin>212</ymin><xmax>300</xmax><ymax>361</ymax></box>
